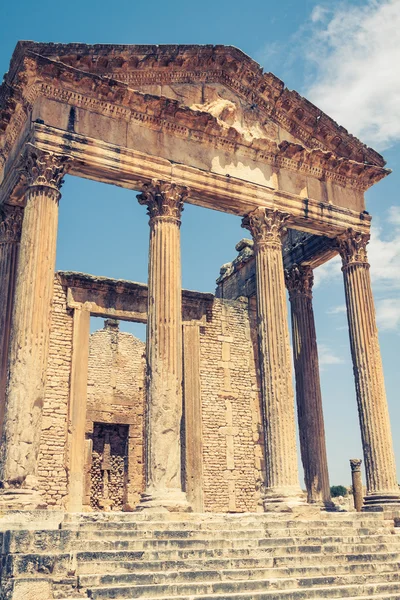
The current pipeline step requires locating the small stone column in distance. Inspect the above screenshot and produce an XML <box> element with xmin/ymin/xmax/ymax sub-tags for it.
<box><xmin>0</xmin><ymin>145</ymin><xmax>70</xmax><ymax>508</ymax></box>
<box><xmin>350</xmin><ymin>458</ymin><xmax>363</xmax><ymax>512</ymax></box>
<box><xmin>285</xmin><ymin>264</ymin><xmax>332</xmax><ymax>506</ymax></box>
<box><xmin>242</xmin><ymin>208</ymin><xmax>303</xmax><ymax>509</ymax></box>
<box><xmin>137</xmin><ymin>180</ymin><xmax>191</xmax><ymax>512</ymax></box>
<box><xmin>0</xmin><ymin>205</ymin><xmax>23</xmax><ymax>438</ymax></box>
<box><xmin>337</xmin><ymin>229</ymin><xmax>400</xmax><ymax>509</ymax></box>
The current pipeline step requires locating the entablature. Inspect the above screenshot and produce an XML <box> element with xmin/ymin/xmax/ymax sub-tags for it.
<box><xmin>0</xmin><ymin>52</ymin><xmax>389</xmax><ymax>196</ymax></box>
<box><xmin>0</xmin><ymin>124</ymin><xmax>372</xmax><ymax>238</ymax></box>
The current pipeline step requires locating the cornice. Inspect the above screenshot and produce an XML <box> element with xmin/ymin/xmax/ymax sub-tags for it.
<box><xmin>0</xmin><ymin>54</ymin><xmax>389</xmax><ymax>193</ymax></box>
<box><xmin>0</xmin><ymin>42</ymin><xmax>385</xmax><ymax>169</ymax></box>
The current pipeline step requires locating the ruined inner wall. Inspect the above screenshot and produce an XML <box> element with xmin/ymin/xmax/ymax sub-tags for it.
<box><xmin>85</xmin><ymin>322</ymin><xmax>146</xmax><ymax>509</ymax></box>
<box><xmin>38</xmin><ymin>274</ymin><xmax>264</xmax><ymax>512</ymax></box>
<box><xmin>37</xmin><ymin>275</ymin><xmax>73</xmax><ymax>507</ymax></box>
<box><xmin>199</xmin><ymin>296</ymin><xmax>265</xmax><ymax>513</ymax></box>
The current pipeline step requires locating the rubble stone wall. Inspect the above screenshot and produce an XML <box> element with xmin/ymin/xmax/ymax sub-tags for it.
<box><xmin>85</xmin><ymin>323</ymin><xmax>146</xmax><ymax>509</ymax></box>
<box><xmin>37</xmin><ymin>275</ymin><xmax>73</xmax><ymax>506</ymax></box>
<box><xmin>199</xmin><ymin>297</ymin><xmax>265</xmax><ymax>513</ymax></box>
<box><xmin>38</xmin><ymin>275</ymin><xmax>264</xmax><ymax>512</ymax></box>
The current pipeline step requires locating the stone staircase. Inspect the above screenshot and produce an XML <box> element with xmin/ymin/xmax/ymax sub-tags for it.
<box><xmin>2</xmin><ymin>511</ymin><xmax>400</xmax><ymax>599</ymax></box>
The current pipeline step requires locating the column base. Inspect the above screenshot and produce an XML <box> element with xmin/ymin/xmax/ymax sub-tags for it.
<box><xmin>0</xmin><ymin>488</ymin><xmax>46</xmax><ymax>511</ymax></box>
<box><xmin>362</xmin><ymin>492</ymin><xmax>400</xmax><ymax>512</ymax></box>
<box><xmin>263</xmin><ymin>487</ymin><xmax>306</xmax><ymax>513</ymax></box>
<box><xmin>136</xmin><ymin>489</ymin><xmax>192</xmax><ymax>513</ymax></box>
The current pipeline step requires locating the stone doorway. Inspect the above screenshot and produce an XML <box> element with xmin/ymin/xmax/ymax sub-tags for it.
<box><xmin>90</xmin><ymin>423</ymin><xmax>129</xmax><ymax>511</ymax></box>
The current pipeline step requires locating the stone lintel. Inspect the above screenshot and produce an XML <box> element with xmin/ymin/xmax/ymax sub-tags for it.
<box><xmin>59</xmin><ymin>272</ymin><xmax>214</xmax><ymax>324</ymax></box>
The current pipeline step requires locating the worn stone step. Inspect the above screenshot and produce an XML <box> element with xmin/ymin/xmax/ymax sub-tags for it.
<box><xmin>73</xmin><ymin>527</ymin><xmax>400</xmax><ymax>540</ymax></box>
<box><xmin>79</xmin><ymin>560</ymin><xmax>400</xmax><ymax>588</ymax></box>
<box><xmin>4</xmin><ymin>527</ymin><xmax>399</xmax><ymax>556</ymax></box>
<box><xmin>63</xmin><ymin>517</ymin><xmax>389</xmax><ymax>532</ymax></box>
<box><xmin>86</xmin><ymin>573</ymin><xmax>400</xmax><ymax>599</ymax></box>
<box><xmin>10</xmin><ymin>533</ymin><xmax>400</xmax><ymax>554</ymax></box>
<box><xmin>77</xmin><ymin>557</ymin><xmax>400</xmax><ymax>580</ymax></box>
<box><xmin>87</xmin><ymin>581</ymin><xmax>400</xmax><ymax>600</ymax></box>
<box><xmin>8</xmin><ymin>540</ymin><xmax>400</xmax><ymax>576</ymax></box>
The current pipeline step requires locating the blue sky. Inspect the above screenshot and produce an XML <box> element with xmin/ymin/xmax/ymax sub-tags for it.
<box><xmin>1</xmin><ymin>0</ymin><xmax>399</xmax><ymax>488</ymax></box>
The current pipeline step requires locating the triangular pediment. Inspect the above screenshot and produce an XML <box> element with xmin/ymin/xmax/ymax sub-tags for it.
<box><xmin>1</xmin><ymin>42</ymin><xmax>385</xmax><ymax>168</ymax></box>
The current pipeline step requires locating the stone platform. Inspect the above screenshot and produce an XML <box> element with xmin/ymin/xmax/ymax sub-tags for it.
<box><xmin>1</xmin><ymin>511</ymin><xmax>400</xmax><ymax>599</ymax></box>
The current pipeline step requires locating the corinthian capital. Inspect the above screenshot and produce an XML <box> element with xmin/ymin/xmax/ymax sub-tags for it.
<box><xmin>0</xmin><ymin>205</ymin><xmax>23</xmax><ymax>243</ymax></box>
<box><xmin>350</xmin><ymin>458</ymin><xmax>362</xmax><ymax>473</ymax></box>
<box><xmin>335</xmin><ymin>229</ymin><xmax>370</xmax><ymax>267</ymax></box>
<box><xmin>285</xmin><ymin>264</ymin><xmax>314</xmax><ymax>300</ymax></box>
<box><xmin>241</xmin><ymin>208</ymin><xmax>290</xmax><ymax>249</ymax></box>
<box><xmin>137</xmin><ymin>180</ymin><xmax>189</xmax><ymax>223</ymax></box>
<box><xmin>22</xmin><ymin>145</ymin><xmax>71</xmax><ymax>193</ymax></box>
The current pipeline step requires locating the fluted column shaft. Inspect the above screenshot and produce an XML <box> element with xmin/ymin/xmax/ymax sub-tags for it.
<box><xmin>0</xmin><ymin>146</ymin><xmax>69</xmax><ymax>500</ymax></box>
<box><xmin>285</xmin><ymin>265</ymin><xmax>331</xmax><ymax>505</ymax></box>
<box><xmin>242</xmin><ymin>208</ymin><xmax>302</xmax><ymax>505</ymax></box>
<box><xmin>137</xmin><ymin>181</ymin><xmax>190</xmax><ymax>511</ymax></box>
<box><xmin>0</xmin><ymin>206</ymin><xmax>23</xmax><ymax>438</ymax></box>
<box><xmin>337</xmin><ymin>229</ymin><xmax>399</xmax><ymax>507</ymax></box>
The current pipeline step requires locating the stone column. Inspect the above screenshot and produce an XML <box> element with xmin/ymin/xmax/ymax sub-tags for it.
<box><xmin>350</xmin><ymin>458</ymin><xmax>363</xmax><ymax>512</ymax></box>
<box><xmin>0</xmin><ymin>145</ymin><xmax>70</xmax><ymax>508</ymax></box>
<box><xmin>285</xmin><ymin>265</ymin><xmax>331</xmax><ymax>506</ymax></box>
<box><xmin>242</xmin><ymin>208</ymin><xmax>303</xmax><ymax>508</ymax></box>
<box><xmin>137</xmin><ymin>180</ymin><xmax>190</xmax><ymax>511</ymax></box>
<box><xmin>0</xmin><ymin>205</ymin><xmax>23</xmax><ymax>438</ymax></box>
<box><xmin>337</xmin><ymin>229</ymin><xmax>400</xmax><ymax>509</ymax></box>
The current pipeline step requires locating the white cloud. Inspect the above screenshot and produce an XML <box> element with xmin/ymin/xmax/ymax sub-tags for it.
<box><xmin>376</xmin><ymin>298</ymin><xmax>400</xmax><ymax>331</ymax></box>
<box><xmin>369</xmin><ymin>214</ymin><xmax>400</xmax><ymax>290</ymax></box>
<box><xmin>319</xmin><ymin>343</ymin><xmax>345</xmax><ymax>366</ymax></box>
<box><xmin>310</xmin><ymin>5</ymin><xmax>329</xmax><ymax>23</ymax></box>
<box><xmin>304</xmin><ymin>0</ymin><xmax>400</xmax><ymax>149</ymax></box>
<box><xmin>327</xmin><ymin>304</ymin><xmax>346</xmax><ymax>315</ymax></box>
<box><xmin>313</xmin><ymin>255</ymin><xmax>342</xmax><ymax>288</ymax></box>
<box><xmin>387</xmin><ymin>205</ymin><xmax>400</xmax><ymax>227</ymax></box>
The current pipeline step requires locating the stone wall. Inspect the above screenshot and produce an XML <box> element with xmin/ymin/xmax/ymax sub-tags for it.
<box><xmin>199</xmin><ymin>296</ymin><xmax>265</xmax><ymax>513</ymax></box>
<box><xmin>37</xmin><ymin>275</ymin><xmax>73</xmax><ymax>507</ymax></box>
<box><xmin>37</xmin><ymin>274</ymin><xmax>264</xmax><ymax>512</ymax></box>
<box><xmin>84</xmin><ymin>321</ymin><xmax>146</xmax><ymax>509</ymax></box>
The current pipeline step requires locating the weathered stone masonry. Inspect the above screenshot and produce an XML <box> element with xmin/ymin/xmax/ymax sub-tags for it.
<box><xmin>36</xmin><ymin>273</ymin><xmax>265</xmax><ymax>512</ymax></box>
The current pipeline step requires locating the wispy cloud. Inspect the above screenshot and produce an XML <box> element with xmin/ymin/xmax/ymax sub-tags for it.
<box><xmin>327</xmin><ymin>304</ymin><xmax>346</xmax><ymax>315</ymax></box>
<box><xmin>303</xmin><ymin>0</ymin><xmax>400</xmax><ymax>150</ymax></box>
<box><xmin>376</xmin><ymin>298</ymin><xmax>400</xmax><ymax>331</ymax></box>
<box><xmin>314</xmin><ymin>256</ymin><xmax>342</xmax><ymax>289</ymax></box>
<box><xmin>319</xmin><ymin>343</ymin><xmax>345</xmax><ymax>366</ymax></box>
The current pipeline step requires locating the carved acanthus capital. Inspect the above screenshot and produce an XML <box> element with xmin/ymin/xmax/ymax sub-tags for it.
<box><xmin>350</xmin><ymin>458</ymin><xmax>362</xmax><ymax>473</ymax></box>
<box><xmin>285</xmin><ymin>264</ymin><xmax>314</xmax><ymax>300</ymax></box>
<box><xmin>241</xmin><ymin>208</ymin><xmax>290</xmax><ymax>250</ymax></box>
<box><xmin>335</xmin><ymin>229</ymin><xmax>370</xmax><ymax>268</ymax></box>
<box><xmin>137</xmin><ymin>180</ymin><xmax>189</xmax><ymax>224</ymax></box>
<box><xmin>21</xmin><ymin>145</ymin><xmax>71</xmax><ymax>197</ymax></box>
<box><xmin>0</xmin><ymin>205</ymin><xmax>23</xmax><ymax>244</ymax></box>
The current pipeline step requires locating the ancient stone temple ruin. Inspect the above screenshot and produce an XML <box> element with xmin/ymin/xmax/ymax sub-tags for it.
<box><xmin>0</xmin><ymin>42</ymin><xmax>400</xmax><ymax>600</ymax></box>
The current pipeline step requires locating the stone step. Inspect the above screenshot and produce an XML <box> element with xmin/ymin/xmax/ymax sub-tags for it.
<box><xmin>4</xmin><ymin>527</ymin><xmax>399</xmax><ymax>556</ymax></box>
<box><xmin>67</xmin><ymin>526</ymin><xmax>400</xmax><ymax>539</ymax></box>
<box><xmin>6</xmin><ymin>544</ymin><xmax>400</xmax><ymax>575</ymax></box>
<box><xmin>77</xmin><ymin>556</ymin><xmax>400</xmax><ymax>579</ymax></box>
<box><xmin>7</xmin><ymin>532</ymin><xmax>400</xmax><ymax>554</ymax></box>
<box><xmin>8</xmin><ymin>540</ymin><xmax>400</xmax><ymax>574</ymax></box>
<box><xmin>86</xmin><ymin>573</ymin><xmax>400</xmax><ymax>599</ymax></box>
<box><xmin>86</xmin><ymin>582</ymin><xmax>400</xmax><ymax>600</ymax></box>
<box><xmin>63</xmin><ymin>517</ymin><xmax>390</xmax><ymax>532</ymax></box>
<box><xmin>79</xmin><ymin>559</ymin><xmax>400</xmax><ymax>588</ymax></box>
